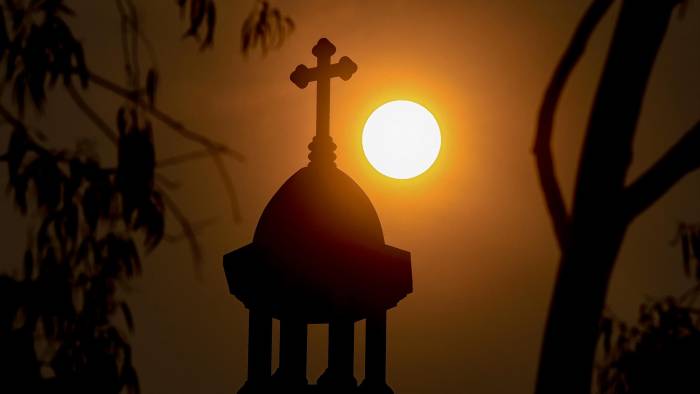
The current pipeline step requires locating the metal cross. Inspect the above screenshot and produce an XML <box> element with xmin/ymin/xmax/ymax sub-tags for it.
<box><xmin>290</xmin><ymin>38</ymin><xmax>357</xmax><ymax>139</ymax></box>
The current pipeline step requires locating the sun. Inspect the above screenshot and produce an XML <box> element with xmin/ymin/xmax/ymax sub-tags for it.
<box><xmin>362</xmin><ymin>100</ymin><xmax>441</xmax><ymax>180</ymax></box>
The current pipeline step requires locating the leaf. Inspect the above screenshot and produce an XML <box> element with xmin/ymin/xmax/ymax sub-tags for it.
<box><xmin>76</xmin><ymin>236</ymin><xmax>95</xmax><ymax>266</ymax></box>
<box><xmin>121</xmin><ymin>302</ymin><xmax>134</xmax><ymax>333</ymax></box>
<box><xmin>682</xmin><ymin>230</ymin><xmax>691</xmax><ymax>277</ymax></box>
<box><xmin>5</xmin><ymin>37</ymin><xmax>18</xmax><ymax>80</ymax></box>
<box><xmin>12</xmin><ymin>72</ymin><xmax>25</xmax><ymax>115</ymax></box>
<box><xmin>82</xmin><ymin>185</ymin><xmax>99</xmax><ymax>231</ymax></box>
<box><xmin>64</xmin><ymin>203</ymin><xmax>78</xmax><ymax>241</ymax></box>
<box><xmin>145</xmin><ymin>69</ymin><xmax>157</xmax><ymax>107</ymax></box>
<box><xmin>12</xmin><ymin>172</ymin><xmax>28</xmax><ymax>213</ymax></box>
<box><xmin>601</xmin><ymin>316</ymin><xmax>613</xmax><ymax>354</ymax></box>
<box><xmin>188</xmin><ymin>0</ymin><xmax>206</xmax><ymax>37</ymax></box>
<box><xmin>7</xmin><ymin>127</ymin><xmax>28</xmax><ymax>183</ymax></box>
<box><xmin>23</xmin><ymin>249</ymin><xmax>33</xmax><ymax>280</ymax></box>
<box><xmin>202</xmin><ymin>1</ymin><xmax>216</xmax><ymax>49</ymax></box>
<box><xmin>0</xmin><ymin>5</ymin><xmax>9</xmax><ymax>61</ymax></box>
<box><xmin>692</xmin><ymin>231</ymin><xmax>700</xmax><ymax>281</ymax></box>
<box><xmin>56</xmin><ymin>3</ymin><xmax>76</xmax><ymax>16</ymax></box>
<box><xmin>679</xmin><ymin>0</ymin><xmax>689</xmax><ymax>19</ymax></box>
<box><xmin>117</xmin><ymin>107</ymin><xmax>127</xmax><ymax>136</ymax></box>
<box><xmin>74</xmin><ymin>42</ymin><xmax>89</xmax><ymax>88</ymax></box>
<box><xmin>122</xmin><ymin>364</ymin><xmax>140</xmax><ymax>394</ymax></box>
<box><xmin>31</xmin><ymin>157</ymin><xmax>63</xmax><ymax>212</ymax></box>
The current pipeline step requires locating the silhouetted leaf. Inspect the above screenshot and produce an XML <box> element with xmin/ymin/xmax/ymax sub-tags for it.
<box><xmin>7</xmin><ymin>127</ymin><xmax>28</xmax><ymax>183</ymax></box>
<box><xmin>682</xmin><ymin>230</ymin><xmax>691</xmax><ymax>276</ymax></box>
<box><xmin>74</xmin><ymin>42</ymin><xmax>89</xmax><ymax>88</ymax></box>
<box><xmin>64</xmin><ymin>203</ymin><xmax>78</xmax><ymax>241</ymax></box>
<box><xmin>28</xmin><ymin>157</ymin><xmax>63</xmax><ymax>212</ymax></box>
<box><xmin>12</xmin><ymin>172</ymin><xmax>28</xmax><ymax>213</ymax></box>
<box><xmin>145</xmin><ymin>69</ymin><xmax>157</xmax><ymax>107</ymax></box>
<box><xmin>82</xmin><ymin>185</ymin><xmax>99</xmax><ymax>231</ymax></box>
<box><xmin>601</xmin><ymin>316</ymin><xmax>613</xmax><ymax>354</ymax></box>
<box><xmin>241</xmin><ymin>0</ymin><xmax>293</xmax><ymax>55</ymax></box>
<box><xmin>117</xmin><ymin>107</ymin><xmax>127</xmax><ymax>136</ymax></box>
<box><xmin>202</xmin><ymin>1</ymin><xmax>216</xmax><ymax>49</ymax></box>
<box><xmin>23</xmin><ymin>249</ymin><xmax>33</xmax><ymax>281</ymax></box>
<box><xmin>12</xmin><ymin>72</ymin><xmax>25</xmax><ymax>115</ymax></box>
<box><xmin>5</xmin><ymin>38</ymin><xmax>18</xmax><ymax>80</ymax></box>
<box><xmin>122</xmin><ymin>364</ymin><xmax>140</xmax><ymax>394</ymax></box>
<box><xmin>187</xmin><ymin>0</ymin><xmax>206</xmax><ymax>38</ymax></box>
<box><xmin>121</xmin><ymin>302</ymin><xmax>134</xmax><ymax>333</ymax></box>
<box><xmin>0</xmin><ymin>5</ymin><xmax>8</xmax><ymax>61</ymax></box>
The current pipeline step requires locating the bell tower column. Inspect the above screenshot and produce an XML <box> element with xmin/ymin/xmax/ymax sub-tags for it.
<box><xmin>359</xmin><ymin>309</ymin><xmax>393</xmax><ymax>394</ymax></box>
<box><xmin>239</xmin><ymin>308</ymin><xmax>272</xmax><ymax>394</ymax></box>
<box><xmin>318</xmin><ymin>320</ymin><xmax>357</xmax><ymax>390</ymax></box>
<box><xmin>273</xmin><ymin>319</ymin><xmax>308</xmax><ymax>388</ymax></box>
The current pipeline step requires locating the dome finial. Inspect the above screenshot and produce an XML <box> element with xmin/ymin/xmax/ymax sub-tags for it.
<box><xmin>289</xmin><ymin>38</ymin><xmax>357</xmax><ymax>166</ymax></box>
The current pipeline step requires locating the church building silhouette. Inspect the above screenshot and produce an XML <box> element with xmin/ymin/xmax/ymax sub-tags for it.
<box><xmin>224</xmin><ymin>38</ymin><xmax>413</xmax><ymax>394</ymax></box>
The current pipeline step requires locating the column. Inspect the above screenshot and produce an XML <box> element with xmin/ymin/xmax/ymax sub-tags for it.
<box><xmin>239</xmin><ymin>308</ymin><xmax>272</xmax><ymax>394</ymax></box>
<box><xmin>318</xmin><ymin>320</ymin><xmax>356</xmax><ymax>390</ymax></box>
<box><xmin>273</xmin><ymin>319</ymin><xmax>308</xmax><ymax>387</ymax></box>
<box><xmin>359</xmin><ymin>310</ymin><xmax>393</xmax><ymax>394</ymax></box>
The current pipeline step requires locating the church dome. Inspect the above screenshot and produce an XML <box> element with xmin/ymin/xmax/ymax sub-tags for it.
<box><xmin>254</xmin><ymin>165</ymin><xmax>384</xmax><ymax>253</ymax></box>
<box><xmin>225</xmin><ymin>163</ymin><xmax>411</xmax><ymax>322</ymax></box>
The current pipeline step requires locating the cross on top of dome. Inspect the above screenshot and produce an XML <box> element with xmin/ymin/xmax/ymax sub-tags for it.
<box><xmin>289</xmin><ymin>38</ymin><xmax>357</xmax><ymax>166</ymax></box>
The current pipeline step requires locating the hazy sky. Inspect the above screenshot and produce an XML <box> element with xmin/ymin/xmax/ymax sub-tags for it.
<box><xmin>0</xmin><ymin>1</ymin><xmax>699</xmax><ymax>393</ymax></box>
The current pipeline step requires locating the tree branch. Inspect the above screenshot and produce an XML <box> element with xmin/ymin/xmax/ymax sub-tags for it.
<box><xmin>159</xmin><ymin>187</ymin><xmax>202</xmax><ymax>265</ymax></box>
<box><xmin>0</xmin><ymin>103</ymin><xmax>28</xmax><ymax>131</ymax></box>
<box><xmin>88</xmin><ymin>71</ymin><xmax>244</xmax><ymax>162</ymax></box>
<box><xmin>66</xmin><ymin>83</ymin><xmax>118</xmax><ymax>144</ymax></box>
<box><xmin>157</xmin><ymin>147</ymin><xmax>230</xmax><ymax>168</ymax></box>
<box><xmin>623</xmin><ymin>120</ymin><xmax>700</xmax><ymax>220</ymax></box>
<box><xmin>88</xmin><ymin>71</ymin><xmax>244</xmax><ymax>221</ymax></box>
<box><xmin>533</xmin><ymin>0</ymin><xmax>614</xmax><ymax>249</ymax></box>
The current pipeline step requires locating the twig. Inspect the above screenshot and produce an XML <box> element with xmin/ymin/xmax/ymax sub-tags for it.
<box><xmin>164</xmin><ymin>217</ymin><xmax>217</xmax><ymax>242</ymax></box>
<box><xmin>0</xmin><ymin>103</ymin><xmax>28</xmax><ymax>131</ymax></box>
<box><xmin>66</xmin><ymin>83</ymin><xmax>118</xmax><ymax>144</ymax></box>
<box><xmin>155</xmin><ymin>173</ymin><xmax>181</xmax><ymax>190</ymax></box>
<box><xmin>533</xmin><ymin>0</ymin><xmax>614</xmax><ymax>250</ymax></box>
<box><xmin>212</xmin><ymin>151</ymin><xmax>241</xmax><ymax>221</ymax></box>
<box><xmin>88</xmin><ymin>72</ymin><xmax>244</xmax><ymax>161</ymax></box>
<box><xmin>157</xmin><ymin>147</ymin><xmax>229</xmax><ymax>167</ymax></box>
<box><xmin>159</xmin><ymin>187</ymin><xmax>202</xmax><ymax>265</ymax></box>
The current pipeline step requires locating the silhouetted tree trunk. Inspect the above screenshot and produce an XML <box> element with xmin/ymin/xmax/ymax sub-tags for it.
<box><xmin>533</xmin><ymin>0</ymin><xmax>699</xmax><ymax>392</ymax></box>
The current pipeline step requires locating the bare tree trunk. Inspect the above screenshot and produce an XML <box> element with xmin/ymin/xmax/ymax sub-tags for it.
<box><xmin>535</xmin><ymin>1</ymin><xmax>680</xmax><ymax>392</ymax></box>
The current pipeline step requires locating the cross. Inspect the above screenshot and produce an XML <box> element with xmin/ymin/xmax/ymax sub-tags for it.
<box><xmin>290</xmin><ymin>38</ymin><xmax>357</xmax><ymax>141</ymax></box>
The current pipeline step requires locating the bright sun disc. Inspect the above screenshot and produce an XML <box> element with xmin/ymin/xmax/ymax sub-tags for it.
<box><xmin>362</xmin><ymin>100</ymin><xmax>441</xmax><ymax>179</ymax></box>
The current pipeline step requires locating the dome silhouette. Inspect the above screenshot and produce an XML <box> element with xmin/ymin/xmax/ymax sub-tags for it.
<box><xmin>226</xmin><ymin>164</ymin><xmax>411</xmax><ymax>323</ymax></box>
<box><xmin>254</xmin><ymin>165</ymin><xmax>384</xmax><ymax>253</ymax></box>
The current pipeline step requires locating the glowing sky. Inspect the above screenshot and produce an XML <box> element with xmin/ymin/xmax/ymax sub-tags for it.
<box><xmin>0</xmin><ymin>1</ymin><xmax>698</xmax><ymax>393</ymax></box>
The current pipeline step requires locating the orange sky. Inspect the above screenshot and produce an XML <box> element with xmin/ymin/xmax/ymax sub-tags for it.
<box><xmin>0</xmin><ymin>1</ymin><xmax>699</xmax><ymax>393</ymax></box>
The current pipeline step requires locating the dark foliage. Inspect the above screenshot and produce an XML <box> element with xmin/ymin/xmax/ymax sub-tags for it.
<box><xmin>241</xmin><ymin>0</ymin><xmax>294</xmax><ymax>54</ymax></box>
<box><xmin>598</xmin><ymin>224</ymin><xmax>700</xmax><ymax>394</ymax></box>
<box><xmin>0</xmin><ymin>0</ymin><xmax>292</xmax><ymax>392</ymax></box>
<box><xmin>178</xmin><ymin>0</ymin><xmax>217</xmax><ymax>49</ymax></box>
<box><xmin>0</xmin><ymin>0</ymin><xmax>88</xmax><ymax>114</ymax></box>
<box><xmin>178</xmin><ymin>0</ymin><xmax>294</xmax><ymax>53</ymax></box>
